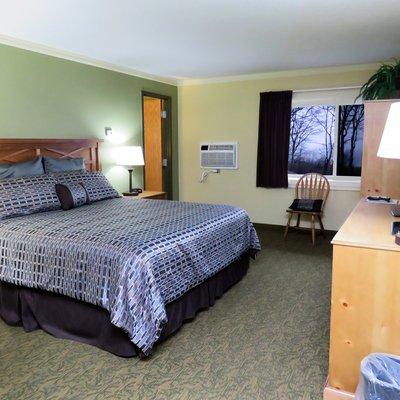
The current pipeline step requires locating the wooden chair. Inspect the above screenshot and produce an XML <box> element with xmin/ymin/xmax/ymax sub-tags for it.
<box><xmin>284</xmin><ymin>173</ymin><xmax>330</xmax><ymax>245</ymax></box>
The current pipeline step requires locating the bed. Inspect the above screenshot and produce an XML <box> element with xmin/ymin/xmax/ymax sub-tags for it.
<box><xmin>0</xmin><ymin>139</ymin><xmax>260</xmax><ymax>357</ymax></box>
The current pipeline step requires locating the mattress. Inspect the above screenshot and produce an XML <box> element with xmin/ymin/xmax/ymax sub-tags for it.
<box><xmin>0</xmin><ymin>198</ymin><xmax>260</xmax><ymax>354</ymax></box>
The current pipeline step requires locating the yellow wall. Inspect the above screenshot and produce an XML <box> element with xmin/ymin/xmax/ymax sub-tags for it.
<box><xmin>178</xmin><ymin>64</ymin><xmax>377</xmax><ymax>230</ymax></box>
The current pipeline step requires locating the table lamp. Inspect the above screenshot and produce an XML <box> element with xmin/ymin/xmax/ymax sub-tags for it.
<box><xmin>377</xmin><ymin>102</ymin><xmax>400</xmax><ymax>217</ymax></box>
<box><xmin>117</xmin><ymin>146</ymin><xmax>145</xmax><ymax>196</ymax></box>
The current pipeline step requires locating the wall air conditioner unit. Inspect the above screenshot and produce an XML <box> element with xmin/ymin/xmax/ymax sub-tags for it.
<box><xmin>200</xmin><ymin>142</ymin><xmax>238</xmax><ymax>169</ymax></box>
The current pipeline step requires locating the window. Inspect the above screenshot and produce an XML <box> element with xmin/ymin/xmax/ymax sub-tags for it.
<box><xmin>288</xmin><ymin>99</ymin><xmax>364</xmax><ymax>182</ymax></box>
<box><xmin>337</xmin><ymin>105</ymin><xmax>365</xmax><ymax>176</ymax></box>
<box><xmin>289</xmin><ymin>105</ymin><xmax>336</xmax><ymax>175</ymax></box>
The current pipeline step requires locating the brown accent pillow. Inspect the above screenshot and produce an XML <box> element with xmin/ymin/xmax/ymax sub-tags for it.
<box><xmin>55</xmin><ymin>183</ymin><xmax>88</xmax><ymax>211</ymax></box>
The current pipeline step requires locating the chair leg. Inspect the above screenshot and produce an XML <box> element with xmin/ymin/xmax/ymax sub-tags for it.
<box><xmin>284</xmin><ymin>213</ymin><xmax>293</xmax><ymax>239</ymax></box>
<box><xmin>317</xmin><ymin>215</ymin><xmax>325</xmax><ymax>238</ymax></box>
<box><xmin>311</xmin><ymin>214</ymin><xmax>316</xmax><ymax>246</ymax></box>
<box><xmin>296</xmin><ymin>214</ymin><xmax>301</xmax><ymax>227</ymax></box>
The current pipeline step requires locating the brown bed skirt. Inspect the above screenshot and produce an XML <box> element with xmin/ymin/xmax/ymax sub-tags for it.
<box><xmin>0</xmin><ymin>252</ymin><xmax>250</xmax><ymax>357</ymax></box>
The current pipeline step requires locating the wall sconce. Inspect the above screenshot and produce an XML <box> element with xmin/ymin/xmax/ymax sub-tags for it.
<box><xmin>105</xmin><ymin>127</ymin><xmax>113</xmax><ymax>137</ymax></box>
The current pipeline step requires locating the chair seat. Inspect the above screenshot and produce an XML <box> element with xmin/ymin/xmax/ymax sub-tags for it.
<box><xmin>288</xmin><ymin>198</ymin><xmax>323</xmax><ymax>213</ymax></box>
<box><xmin>286</xmin><ymin>209</ymin><xmax>323</xmax><ymax>215</ymax></box>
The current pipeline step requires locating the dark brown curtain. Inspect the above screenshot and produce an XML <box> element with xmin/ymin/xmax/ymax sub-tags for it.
<box><xmin>256</xmin><ymin>91</ymin><xmax>293</xmax><ymax>188</ymax></box>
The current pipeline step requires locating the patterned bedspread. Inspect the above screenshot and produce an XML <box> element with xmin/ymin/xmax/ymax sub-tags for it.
<box><xmin>0</xmin><ymin>198</ymin><xmax>260</xmax><ymax>354</ymax></box>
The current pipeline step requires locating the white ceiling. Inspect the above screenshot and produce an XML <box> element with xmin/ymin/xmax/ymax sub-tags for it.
<box><xmin>0</xmin><ymin>0</ymin><xmax>399</xmax><ymax>81</ymax></box>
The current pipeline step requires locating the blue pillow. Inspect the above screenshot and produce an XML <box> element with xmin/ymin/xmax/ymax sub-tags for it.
<box><xmin>0</xmin><ymin>157</ymin><xmax>44</xmax><ymax>180</ymax></box>
<box><xmin>80</xmin><ymin>172</ymin><xmax>119</xmax><ymax>203</ymax></box>
<box><xmin>51</xmin><ymin>170</ymin><xmax>119</xmax><ymax>203</ymax></box>
<box><xmin>44</xmin><ymin>157</ymin><xmax>85</xmax><ymax>173</ymax></box>
<box><xmin>51</xmin><ymin>170</ymin><xmax>88</xmax><ymax>185</ymax></box>
<box><xmin>0</xmin><ymin>174</ymin><xmax>60</xmax><ymax>220</ymax></box>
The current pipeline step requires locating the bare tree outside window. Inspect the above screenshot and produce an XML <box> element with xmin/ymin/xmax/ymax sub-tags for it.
<box><xmin>289</xmin><ymin>105</ymin><xmax>335</xmax><ymax>175</ymax></box>
<box><xmin>337</xmin><ymin>105</ymin><xmax>364</xmax><ymax>176</ymax></box>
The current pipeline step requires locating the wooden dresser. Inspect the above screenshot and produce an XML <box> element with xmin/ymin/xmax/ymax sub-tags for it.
<box><xmin>324</xmin><ymin>199</ymin><xmax>400</xmax><ymax>399</ymax></box>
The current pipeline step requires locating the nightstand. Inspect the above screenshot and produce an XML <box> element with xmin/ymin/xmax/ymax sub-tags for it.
<box><xmin>124</xmin><ymin>191</ymin><xmax>167</xmax><ymax>200</ymax></box>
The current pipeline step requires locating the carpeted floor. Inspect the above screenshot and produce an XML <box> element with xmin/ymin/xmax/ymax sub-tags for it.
<box><xmin>0</xmin><ymin>225</ymin><xmax>333</xmax><ymax>400</ymax></box>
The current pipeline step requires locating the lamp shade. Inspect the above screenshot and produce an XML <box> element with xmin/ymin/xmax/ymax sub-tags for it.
<box><xmin>116</xmin><ymin>146</ymin><xmax>144</xmax><ymax>166</ymax></box>
<box><xmin>377</xmin><ymin>102</ymin><xmax>400</xmax><ymax>159</ymax></box>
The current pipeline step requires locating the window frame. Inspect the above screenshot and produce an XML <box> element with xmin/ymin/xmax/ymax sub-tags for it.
<box><xmin>288</xmin><ymin>88</ymin><xmax>363</xmax><ymax>191</ymax></box>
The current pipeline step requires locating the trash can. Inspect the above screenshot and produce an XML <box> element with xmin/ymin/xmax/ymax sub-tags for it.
<box><xmin>355</xmin><ymin>353</ymin><xmax>400</xmax><ymax>400</ymax></box>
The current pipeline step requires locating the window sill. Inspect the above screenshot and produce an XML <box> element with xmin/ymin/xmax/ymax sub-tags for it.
<box><xmin>288</xmin><ymin>175</ymin><xmax>360</xmax><ymax>191</ymax></box>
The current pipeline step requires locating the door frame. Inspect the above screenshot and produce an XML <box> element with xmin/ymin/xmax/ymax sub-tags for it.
<box><xmin>141</xmin><ymin>91</ymin><xmax>173</xmax><ymax>199</ymax></box>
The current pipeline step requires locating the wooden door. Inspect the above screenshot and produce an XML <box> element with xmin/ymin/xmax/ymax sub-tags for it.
<box><xmin>143</xmin><ymin>96</ymin><xmax>163</xmax><ymax>192</ymax></box>
<box><xmin>361</xmin><ymin>99</ymin><xmax>400</xmax><ymax>198</ymax></box>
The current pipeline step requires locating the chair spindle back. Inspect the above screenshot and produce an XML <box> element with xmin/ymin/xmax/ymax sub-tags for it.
<box><xmin>295</xmin><ymin>173</ymin><xmax>330</xmax><ymax>211</ymax></box>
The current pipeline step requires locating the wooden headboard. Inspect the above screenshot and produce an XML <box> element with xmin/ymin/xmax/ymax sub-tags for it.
<box><xmin>0</xmin><ymin>138</ymin><xmax>102</xmax><ymax>171</ymax></box>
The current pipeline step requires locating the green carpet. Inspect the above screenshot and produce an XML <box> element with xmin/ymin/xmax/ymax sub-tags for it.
<box><xmin>0</xmin><ymin>226</ymin><xmax>333</xmax><ymax>400</ymax></box>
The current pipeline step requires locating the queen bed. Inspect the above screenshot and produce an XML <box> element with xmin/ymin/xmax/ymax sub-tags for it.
<box><xmin>0</xmin><ymin>139</ymin><xmax>260</xmax><ymax>357</ymax></box>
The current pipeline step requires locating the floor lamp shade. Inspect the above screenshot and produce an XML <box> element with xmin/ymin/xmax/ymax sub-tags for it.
<box><xmin>377</xmin><ymin>102</ymin><xmax>400</xmax><ymax>159</ymax></box>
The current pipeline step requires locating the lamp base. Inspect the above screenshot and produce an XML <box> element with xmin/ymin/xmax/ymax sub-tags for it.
<box><xmin>123</xmin><ymin>188</ymin><xmax>142</xmax><ymax>197</ymax></box>
<box><xmin>123</xmin><ymin>191</ymin><xmax>139</xmax><ymax>196</ymax></box>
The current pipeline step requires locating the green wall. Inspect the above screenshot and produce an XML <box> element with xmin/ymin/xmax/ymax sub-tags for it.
<box><xmin>0</xmin><ymin>43</ymin><xmax>179</xmax><ymax>198</ymax></box>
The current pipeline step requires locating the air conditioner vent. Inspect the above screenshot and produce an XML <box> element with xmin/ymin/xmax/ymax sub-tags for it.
<box><xmin>200</xmin><ymin>142</ymin><xmax>238</xmax><ymax>169</ymax></box>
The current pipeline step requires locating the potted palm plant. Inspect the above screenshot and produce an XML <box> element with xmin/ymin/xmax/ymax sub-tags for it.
<box><xmin>359</xmin><ymin>59</ymin><xmax>400</xmax><ymax>100</ymax></box>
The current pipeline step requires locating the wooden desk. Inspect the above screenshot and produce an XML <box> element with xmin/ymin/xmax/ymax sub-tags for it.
<box><xmin>124</xmin><ymin>191</ymin><xmax>166</xmax><ymax>200</ymax></box>
<box><xmin>324</xmin><ymin>199</ymin><xmax>400</xmax><ymax>399</ymax></box>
